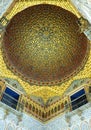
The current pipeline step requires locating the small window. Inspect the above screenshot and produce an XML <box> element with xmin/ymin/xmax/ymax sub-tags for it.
<box><xmin>25</xmin><ymin>102</ymin><xmax>28</xmax><ymax>108</ymax></box>
<box><xmin>54</xmin><ymin>107</ymin><xmax>57</xmax><ymax>112</ymax></box>
<box><xmin>39</xmin><ymin>110</ymin><xmax>41</xmax><ymax>116</ymax></box>
<box><xmin>1</xmin><ymin>87</ymin><xmax>19</xmax><ymax>109</ymax></box>
<box><xmin>70</xmin><ymin>89</ymin><xmax>88</xmax><ymax>110</ymax></box>
<box><xmin>29</xmin><ymin>104</ymin><xmax>32</xmax><ymax>110</ymax></box>
<box><xmin>61</xmin><ymin>103</ymin><xmax>64</xmax><ymax>109</ymax></box>
<box><xmin>32</xmin><ymin>106</ymin><xmax>35</xmax><ymax>112</ymax></box>
<box><xmin>0</xmin><ymin>85</ymin><xmax>2</xmax><ymax>91</ymax></box>
<box><xmin>48</xmin><ymin>110</ymin><xmax>50</xmax><ymax>116</ymax></box>
<box><xmin>65</xmin><ymin>101</ymin><xmax>68</xmax><ymax>109</ymax></box>
<box><xmin>58</xmin><ymin>105</ymin><xmax>61</xmax><ymax>111</ymax></box>
<box><xmin>45</xmin><ymin>112</ymin><xmax>47</xmax><ymax>118</ymax></box>
<box><xmin>51</xmin><ymin>108</ymin><xmax>54</xmax><ymax>114</ymax></box>
<box><xmin>42</xmin><ymin>112</ymin><xmax>44</xmax><ymax>118</ymax></box>
<box><xmin>89</xmin><ymin>86</ymin><xmax>91</xmax><ymax>93</ymax></box>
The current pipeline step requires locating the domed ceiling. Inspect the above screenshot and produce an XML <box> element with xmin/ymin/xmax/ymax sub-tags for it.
<box><xmin>2</xmin><ymin>4</ymin><xmax>89</xmax><ymax>86</ymax></box>
<box><xmin>0</xmin><ymin>0</ymin><xmax>91</xmax><ymax>122</ymax></box>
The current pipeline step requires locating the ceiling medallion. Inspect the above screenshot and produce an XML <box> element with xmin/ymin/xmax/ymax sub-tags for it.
<box><xmin>2</xmin><ymin>4</ymin><xmax>89</xmax><ymax>86</ymax></box>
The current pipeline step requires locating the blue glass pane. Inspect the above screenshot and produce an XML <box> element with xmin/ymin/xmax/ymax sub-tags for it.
<box><xmin>5</xmin><ymin>87</ymin><xmax>19</xmax><ymax>100</ymax></box>
<box><xmin>71</xmin><ymin>89</ymin><xmax>85</xmax><ymax>101</ymax></box>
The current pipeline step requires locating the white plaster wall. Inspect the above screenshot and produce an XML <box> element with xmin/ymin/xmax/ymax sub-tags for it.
<box><xmin>0</xmin><ymin>0</ymin><xmax>13</xmax><ymax>17</ymax></box>
<box><xmin>70</xmin><ymin>0</ymin><xmax>91</xmax><ymax>24</ymax></box>
<box><xmin>0</xmin><ymin>103</ymin><xmax>91</xmax><ymax>130</ymax></box>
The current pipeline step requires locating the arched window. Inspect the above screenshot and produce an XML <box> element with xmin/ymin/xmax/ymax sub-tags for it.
<box><xmin>32</xmin><ymin>106</ymin><xmax>35</xmax><ymax>112</ymax></box>
<box><xmin>61</xmin><ymin>103</ymin><xmax>64</xmax><ymax>110</ymax></box>
<box><xmin>45</xmin><ymin>112</ymin><xmax>47</xmax><ymax>118</ymax></box>
<box><xmin>51</xmin><ymin>108</ymin><xmax>54</xmax><ymax>114</ymax></box>
<box><xmin>25</xmin><ymin>102</ymin><xmax>28</xmax><ymax>108</ymax></box>
<box><xmin>36</xmin><ymin>108</ymin><xmax>38</xmax><ymax>114</ymax></box>
<box><xmin>42</xmin><ymin>112</ymin><xmax>44</xmax><ymax>118</ymax></box>
<box><xmin>39</xmin><ymin>110</ymin><xmax>41</xmax><ymax>116</ymax></box>
<box><xmin>48</xmin><ymin>110</ymin><xmax>50</xmax><ymax>116</ymax></box>
<box><xmin>89</xmin><ymin>86</ymin><xmax>91</xmax><ymax>93</ymax></box>
<box><xmin>0</xmin><ymin>85</ymin><xmax>2</xmax><ymax>91</ymax></box>
<box><xmin>65</xmin><ymin>100</ymin><xmax>68</xmax><ymax>109</ymax></box>
<box><xmin>58</xmin><ymin>105</ymin><xmax>61</xmax><ymax>111</ymax></box>
<box><xmin>21</xmin><ymin>100</ymin><xmax>25</xmax><ymax>110</ymax></box>
<box><xmin>29</xmin><ymin>104</ymin><xmax>32</xmax><ymax>110</ymax></box>
<box><xmin>54</xmin><ymin>107</ymin><xmax>57</xmax><ymax>112</ymax></box>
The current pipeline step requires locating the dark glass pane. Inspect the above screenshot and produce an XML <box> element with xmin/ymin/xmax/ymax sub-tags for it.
<box><xmin>71</xmin><ymin>95</ymin><xmax>88</xmax><ymax>110</ymax></box>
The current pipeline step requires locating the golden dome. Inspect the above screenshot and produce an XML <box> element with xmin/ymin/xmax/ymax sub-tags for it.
<box><xmin>2</xmin><ymin>4</ymin><xmax>89</xmax><ymax>86</ymax></box>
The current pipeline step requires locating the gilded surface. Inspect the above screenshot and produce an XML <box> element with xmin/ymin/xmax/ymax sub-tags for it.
<box><xmin>0</xmin><ymin>0</ymin><xmax>91</xmax><ymax>102</ymax></box>
<box><xmin>2</xmin><ymin>4</ymin><xmax>89</xmax><ymax>85</ymax></box>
